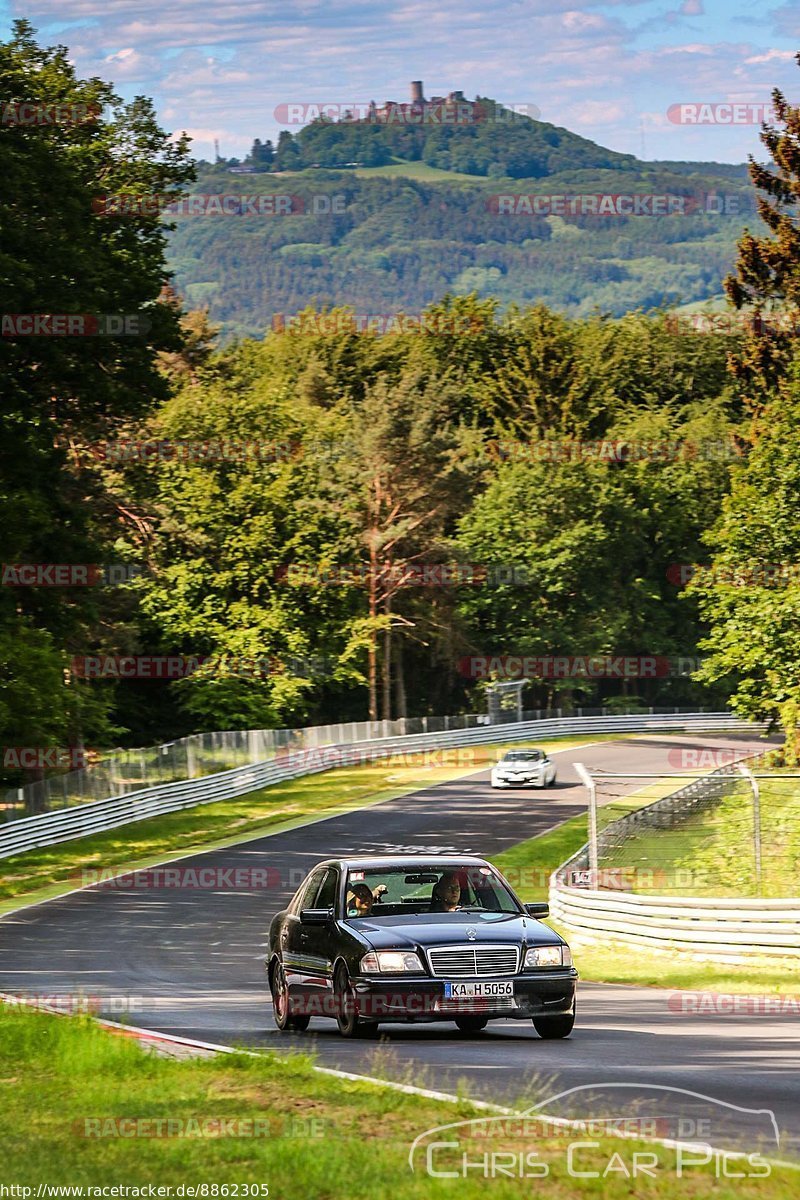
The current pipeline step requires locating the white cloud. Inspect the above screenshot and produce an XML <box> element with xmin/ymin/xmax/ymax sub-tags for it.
<box><xmin>9</xmin><ymin>0</ymin><xmax>799</xmax><ymax>162</ymax></box>
<box><xmin>745</xmin><ymin>49</ymin><xmax>796</xmax><ymax>65</ymax></box>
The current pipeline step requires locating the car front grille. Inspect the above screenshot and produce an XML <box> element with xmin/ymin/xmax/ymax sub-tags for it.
<box><xmin>435</xmin><ymin>996</ymin><xmax>517</xmax><ymax>1014</ymax></box>
<box><xmin>427</xmin><ymin>945</ymin><xmax>520</xmax><ymax>977</ymax></box>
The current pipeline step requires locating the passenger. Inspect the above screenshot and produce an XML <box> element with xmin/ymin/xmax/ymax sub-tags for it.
<box><xmin>346</xmin><ymin>882</ymin><xmax>387</xmax><ymax>916</ymax></box>
<box><xmin>429</xmin><ymin>872</ymin><xmax>462</xmax><ymax>913</ymax></box>
<box><xmin>346</xmin><ymin>883</ymin><xmax>375</xmax><ymax>917</ymax></box>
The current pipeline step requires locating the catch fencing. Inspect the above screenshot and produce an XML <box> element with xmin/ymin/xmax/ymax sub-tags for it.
<box><xmin>4</xmin><ymin>705</ymin><xmax>726</xmax><ymax>820</ymax></box>
<box><xmin>0</xmin><ymin>710</ymin><xmax>756</xmax><ymax>860</ymax></box>
<box><xmin>550</xmin><ymin>756</ymin><xmax>800</xmax><ymax>960</ymax></box>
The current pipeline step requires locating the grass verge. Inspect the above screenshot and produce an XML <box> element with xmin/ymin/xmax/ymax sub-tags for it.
<box><xmin>492</xmin><ymin>780</ymin><xmax>800</xmax><ymax>993</ymax></box>
<box><xmin>602</xmin><ymin>776</ymin><xmax>800</xmax><ymax>900</ymax></box>
<box><xmin>1</xmin><ymin>1004</ymin><xmax>795</xmax><ymax>1196</ymax></box>
<box><xmin>0</xmin><ymin>735</ymin><xmax>606</xmax><ymax>912</ymax></box>
<box><xmin>492</xmin><ymin>778</ymin><xmax>684</xmax><ymax>900</ymax></box>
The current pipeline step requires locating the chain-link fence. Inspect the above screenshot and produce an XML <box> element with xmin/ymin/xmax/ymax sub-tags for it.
<box><xmin>3</xmin><ymin>704</ymin><xmax>718</xmax><ymax>822</ymax></box>
<box><xmin>566</xmin><ymin>749</ymin><xmax>800</xmax><ymax>898</ymax></box>
<box><xmin>5</xmin><ymin>715</ymin><xmax>492</xmax><ymax>820</ymax></box>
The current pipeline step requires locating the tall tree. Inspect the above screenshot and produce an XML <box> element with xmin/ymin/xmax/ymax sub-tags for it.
<box><xmin>725</xmin><ymin>54</ymin><xmax>800</xmax><ymax>407</ymax></box>
<box><xmin>690</xmin><ymin>365</ymin><xmax>800</xmax><ymax>760</ymax></box>
<box><xmin>322</xmin><ymin>372</ymin><xmax>473</xmax><ymax>719</ymax></box>
<box><xmin>0</xmin><ymin>21</ymin><xmax>194</xmax><ymax>772</ymax></box>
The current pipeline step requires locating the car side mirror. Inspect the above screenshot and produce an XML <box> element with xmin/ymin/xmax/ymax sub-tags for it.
<box><xmin>525</xmin><ymin>902</ymin><xmax>549</xmax><ymax>918</ymax></box>
<box><xmin>300</xmin><ymin>907</ymin><xmax>333</xmax><ymax>925</ymax></box>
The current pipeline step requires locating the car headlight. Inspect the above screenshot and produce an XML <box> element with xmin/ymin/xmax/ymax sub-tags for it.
<box><xmin>524</xmin><ymin>944</ymin><xmax>571</xmax><ymax>969</ymax></box>
<box><xmin>360</xmin><ymin>950</ymin><xmax>424</xmax><ymax>973</ymax></box>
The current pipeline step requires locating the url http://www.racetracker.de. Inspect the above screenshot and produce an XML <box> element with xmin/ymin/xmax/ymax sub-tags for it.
<box><xmin>1</xmin><ymin>1187</ymin><xmax>270</xmax><ymax>1198</ymax></box>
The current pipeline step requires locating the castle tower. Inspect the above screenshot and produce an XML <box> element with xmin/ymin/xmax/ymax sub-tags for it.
<box><xmin>410</xmin><ymin>81</ymin><xmax>425</xmax><ymax>104</ymax></box>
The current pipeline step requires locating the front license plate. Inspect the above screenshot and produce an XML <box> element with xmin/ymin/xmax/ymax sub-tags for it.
<box><xmin>444</xmin><ymin>981</ymin><xmax>514</xmax><ymax>999</ymax></box>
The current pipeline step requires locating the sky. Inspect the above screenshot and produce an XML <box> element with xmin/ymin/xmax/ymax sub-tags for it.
<box><xmin>1</xmin><ymin>0</ymin><xmax>798</xmax><ymax>164</ymax></box>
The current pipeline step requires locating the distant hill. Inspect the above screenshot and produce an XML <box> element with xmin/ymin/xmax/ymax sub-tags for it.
<box><xmin>166</xmin><ymin>98</ymin><xmax>758</xmax><ymax>338</ymax></box>
<box><xmin>266</xmin><ymin>97</ymin><xmax>639</xmax><ymax>179</ymax></box>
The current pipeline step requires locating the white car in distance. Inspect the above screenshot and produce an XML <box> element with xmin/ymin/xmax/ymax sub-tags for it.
<box><xmin>491</xmin><ymin>748</ymin><xmax>557</xmax><ymax>789</ymax></box>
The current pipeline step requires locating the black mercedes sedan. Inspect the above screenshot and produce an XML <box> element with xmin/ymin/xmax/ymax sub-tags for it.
<box><xmin>266</xmin><ymin>855</ymin><xmax>577</xmax><ymax>1038</ymax></box>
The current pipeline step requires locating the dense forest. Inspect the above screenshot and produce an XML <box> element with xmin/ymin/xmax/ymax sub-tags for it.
<box><xmin>168</xmin><ymin>166</ymin><xmax>756</xmax><ymax>338</ymax></box>
<box><xmin>3</xmin><ymin>23</ymin><xmax>800</xmax><ymax>788</ymax></box>
<box><xmin>164</xmin><ymin>92</ymin><xmax>757</xmax><ymax>336</ymax></box>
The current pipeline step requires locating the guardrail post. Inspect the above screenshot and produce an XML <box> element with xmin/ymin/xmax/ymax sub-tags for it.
<box><xmin>574</xmin><ymin>762</ymin><xmax>598</xmax><ymax>885</ymax></box>
<box><xmin>737</xmin><ymin>764</ymin><xmax>762</xmax><ymax>897</ymax></box>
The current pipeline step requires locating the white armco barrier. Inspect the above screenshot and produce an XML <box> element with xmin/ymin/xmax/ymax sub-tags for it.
<box><xmin>548</xmin><ymin>885</ymin><xmax>800</xmax><ymax>961</ymax></box>
<box><xmin>0</xmin><ymin>711</ymin><xmax>760</xmax><ymax>861</ymax></box>
<box><xmin>549</xmin><ymin>755</ymin><xmax>799</xmax><ymax>962</ymax></box>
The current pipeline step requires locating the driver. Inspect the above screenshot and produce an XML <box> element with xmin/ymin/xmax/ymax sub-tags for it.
<box><xmin>429</xmin><ymin>872</ymin><xmax>462</xmax><ymax>912</ymax></box>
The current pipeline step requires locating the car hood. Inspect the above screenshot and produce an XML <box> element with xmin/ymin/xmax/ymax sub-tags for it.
<box><xmin>344</xmin><ymin>911</ymin><xmax>562</xmax><ymax>949</ymax></box>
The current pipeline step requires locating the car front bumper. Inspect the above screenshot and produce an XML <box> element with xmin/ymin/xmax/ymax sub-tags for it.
<box><xmin>350</xmin><ymin>969</ymin><xmax>577</xmax><ymax>1022</ymax></box>
<box><xmin>492</xmin><ymin>772</ymin><xmax>547</xmax><ymax>786</ymax></box>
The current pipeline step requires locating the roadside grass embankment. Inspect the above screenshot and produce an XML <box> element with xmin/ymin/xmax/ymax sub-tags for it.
<box><xmin>0</xmin><ymin>735</ymin><xmax>609</xmax><ymax>912</ymax></box>
<box><xmin>492</xmin><ymin>778</ymin><xmax>800</xmax><ymax>994</ymax></box>
<box><xmin>1</xmin><ymin>1003</ymin><xmax>796</xmax><ymax>1197</ymax></box>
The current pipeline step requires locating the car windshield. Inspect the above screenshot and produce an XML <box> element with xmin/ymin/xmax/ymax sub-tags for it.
<box><xmin>344</xmin><ymin>863</ymin><xmax>521</xmax><ymax>918</ymax></box>
<box><xmin>503</xmin><ymin>749</ymin><xmax>542</xmax><ymax>762</ymax></box>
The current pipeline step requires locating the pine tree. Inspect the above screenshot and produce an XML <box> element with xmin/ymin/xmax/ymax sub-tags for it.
<box><xmin>725</xmin><ymin>53</ymin><xmax>800</xmax><ymax>407</ymax></box>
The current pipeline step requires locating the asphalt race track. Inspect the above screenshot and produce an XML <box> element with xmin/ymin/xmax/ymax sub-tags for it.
<box><xmin>1</xmin><ymin>732</ymin><xmax>798</xmax><ymax>1158</ymax></box>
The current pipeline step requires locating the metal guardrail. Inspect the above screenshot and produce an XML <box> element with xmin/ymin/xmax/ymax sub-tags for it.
<box><xmin>0</xmin><ymin>711</ymin><xmax>757</xmax><ymax>860</ymax></box>
<box><xmin>549</xmin><ymin>758</ymin><xmax>800</xmax><ymax>961</ymax></box>
<box><xmin>548</xmin><ymin>887</ymin><xmax>800</xmax><ymax>959</ymax></box>
<box><xmin>5</xmin><ymin>704</ymin><xmax>716</xmax><ymax>818</ymax></box>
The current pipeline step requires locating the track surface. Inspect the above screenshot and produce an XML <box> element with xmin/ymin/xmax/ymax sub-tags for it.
<box><xmin>1</xmin><ymin>733</ymin><xmax>797</xmax><ymax>1155</ymax></box>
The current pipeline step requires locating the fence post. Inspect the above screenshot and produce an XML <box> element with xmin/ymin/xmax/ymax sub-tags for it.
<box><xmin>248</xmin><ymin>729</ymin><xmax>259</xmax><ymax>766</ymax></box>
<box><xmin>574</xmin><ymin>762</ymin><xmax>598</xmax><ymax>884</ymax></box>
<box><xmin>186</xmin><ymin>736</ymin><xmax>198</xmax><ymax>780</ymax></box>
<box><xmin>737</xmin><ymin>764</ymin><xmax>762</xmax><ymax>896</ymax></box>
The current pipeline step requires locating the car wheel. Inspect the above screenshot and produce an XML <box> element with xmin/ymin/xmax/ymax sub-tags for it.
<box><xmin>533</xmin><ymin>1011</ymin><xmax>575</xmax><ymax>1039</ymax></box>
<box><xmin>271</xmin><ymin>960</ymin><xmax>310</xmax><ymax>1032</ymax></box>
<box><xmin>454</xmin><ymin>1016</ymin><xmax>488</xmax><ymax>1034</ymax></box>
<box><xmin>547</xmin><ymin>773</ymin><xmax>557</xmax><ymax>787</ymax></box>
<box><xmin>334</xmin><ymin>963</ymin><xmax>376</xmax><ymax>1038</ymax></box>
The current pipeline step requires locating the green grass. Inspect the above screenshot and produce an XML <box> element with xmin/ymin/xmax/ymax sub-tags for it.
<box><xmin>493</xmin><ymin>779</ymin><xmax>800</xmax><ymax>992</ymax></box>
<box><xmin>0</xmin><ymin>735</ymin><xmax>608</xmax><ymax>912</ymax></box>
<box><xmin>493</xmin><ymin>778</ymin><xmax>686</xmax><ymax>901</ymax></box>
<box><xmin>561</xmin><ymin>941</ymin><xmax>800</xmax><ymax>993</ymax></box>
<box><xmin>352</xmin><ymin>157</ymin><xmax>497</xmax><ymax>183</ymax></box>
<box><xmin>602</xmin><ymin>775</ymin><xmax>800</xmax><ymax>899</ymax></box>
<box><xmin>1</xmin><ymin>1004</ymin><xmax>796</xmax><ymax>1195</ymax></box>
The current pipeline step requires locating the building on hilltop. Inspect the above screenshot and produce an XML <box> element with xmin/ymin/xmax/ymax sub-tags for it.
<box><xmin>370</xmin><ymin>82</ymin><xmax>480</xmax><ymax>126</ymax></box>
